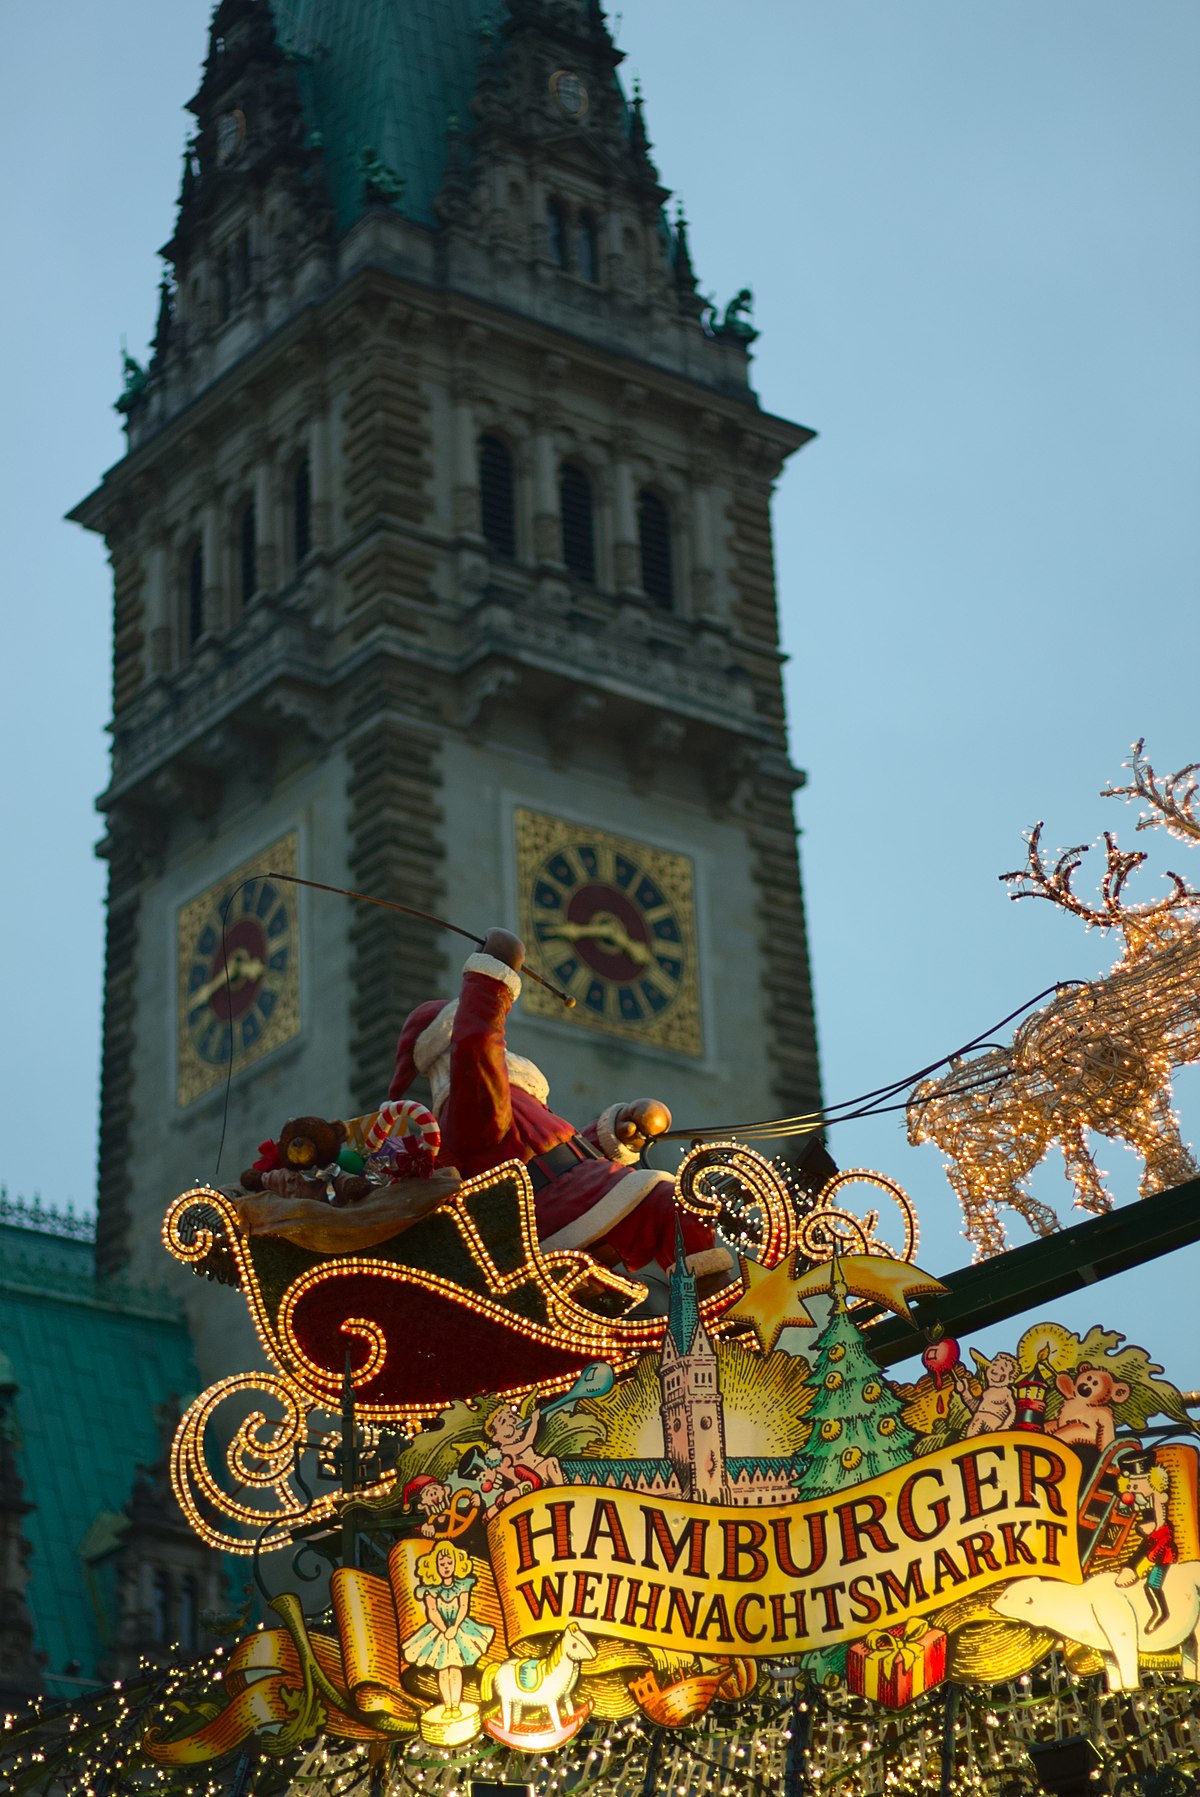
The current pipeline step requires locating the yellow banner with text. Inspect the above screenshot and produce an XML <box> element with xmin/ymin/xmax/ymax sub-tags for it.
<box><xmin>487</xmin><ymin>1434</ymin><xmax>1083</xmax><ymax>1657</ymax></box>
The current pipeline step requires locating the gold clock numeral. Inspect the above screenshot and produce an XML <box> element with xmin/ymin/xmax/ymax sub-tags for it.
<box><xmin>563</xmin><ymin>844</ymin><xmax>592</xmax><ymax>888</ymax></box>
<box><xmin>565</xmin><ymin>959</ymin><xmax>596</xmax><ymax>1004</ymax></box>
<box><xmin>640</xmin><ymin>960</ymin><xmax>678</xmax><ymax>1000</ymax></box>
<box><xmin>594</xmin><ymin>839</ymin><xmax>616</xmax><ymax>884</ymax></box>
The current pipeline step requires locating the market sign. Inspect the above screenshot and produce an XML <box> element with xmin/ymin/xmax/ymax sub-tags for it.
<box><xmin>144</xmin><ymin>1151</ymin><xmax>1200</xmax><ymax>1765</ymax></box>
<box><xmin>484</xmin><ymin>1441</ymin><xmax>1083</xmax><ymax>1652</ymax></box>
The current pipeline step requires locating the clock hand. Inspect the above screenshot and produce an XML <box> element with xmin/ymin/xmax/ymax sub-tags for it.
<box><xmin>188</xmin><ymin>948</ymin><xmax>267</xmax><ymax>1012</ymax></box>
<box><xmin>541</xmin><ymin>916</ymin><xmax>653</xmax><ymax>967</ymax></box>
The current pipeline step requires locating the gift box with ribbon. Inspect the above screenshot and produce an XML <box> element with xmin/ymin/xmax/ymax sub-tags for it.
<box><xmin>846</xmin><ymin>1620</ymin><xmax>947</xmax><ymax>1708</ymax></box>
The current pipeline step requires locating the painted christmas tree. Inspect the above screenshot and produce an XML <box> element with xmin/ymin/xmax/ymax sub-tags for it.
<box><xmin>798</xmin><ymin>1258</ymin><xmax>915</xmax><ymax>1498</ymax></box>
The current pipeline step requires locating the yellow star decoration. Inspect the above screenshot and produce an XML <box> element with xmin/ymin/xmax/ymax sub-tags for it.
<box><xmin>788</xmin><ymin>1254</ymin><xmax>949</xmax><ymax>1325</ymax></box>
<box><xmin>726</xmin><ymin>1252</ymin><xmax>950</xmax><ymax>1353</ymax></box>
<box><xmin>725</xmin><ymin>1252</ymin><xmax>817</xmax><ymax>1354</ymax></box>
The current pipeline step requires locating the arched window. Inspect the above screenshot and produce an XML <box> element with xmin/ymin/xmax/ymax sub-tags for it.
<box><xmin>151</xmin><ymin>1569</ymin><xmax>171</xmax><ymax>1645</ymax></box>
<box><xmin>637</xmin><ymin>489</ymin><xmax>673</xmax><ymax>607</ymax></box>
<box><xmin>577</xmin><ymin>211</ymin><xmax>599</xmax><ymax>283</ymax></box>
<box><xmin>178</xmin><ymin>1575</ymin><xmax>199</xmax><ymax>1652</ymax></box>
<box><xmin>546</xmin><ymin>197</ymin><xmax>568</xmax><ymax>270</ymax></box>
<box><xmin>239</xmin><ymin>500</ymin><xmax>257</xmax><ymax>606</ymax></box>
<box><xmin>559</xmin><ymin>462</ymin><xmax>595</xmax><ymax>584</ymax></box>
<box><xmin>478</xmin><ymin>434</ymin><xmax>516</xmax><ymax>559</ymax></box>
<box><xmin>187</xmin><ymin>543</ymin><xmax>205</xmax><ymax>645</ymax></box>
<box><xmin>292</xmin><ymin>454</ymin><xmax>312</xmax><ymax>564</ymax></box>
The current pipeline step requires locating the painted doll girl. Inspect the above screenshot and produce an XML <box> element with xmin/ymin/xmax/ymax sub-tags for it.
<box><xmin>401</xmin><ymin>1542</ymin><xmax>494</xmax><ymax>1717</ymax></box>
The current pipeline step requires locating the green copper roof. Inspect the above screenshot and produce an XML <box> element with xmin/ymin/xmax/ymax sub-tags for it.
<box><xmin>665</xmin><ymin>1265</ymin><xmax>700</xmax><ymax>1359</ymax></box>
<box><xmin>270</xmin><ymin>0</ymin><xmax>498</xmax><ymax>229</ymax></box>
<box><xmin>0</xmin><ymin>1220</ymin><xmax>201</xmax><ymax>1693</ymax></box>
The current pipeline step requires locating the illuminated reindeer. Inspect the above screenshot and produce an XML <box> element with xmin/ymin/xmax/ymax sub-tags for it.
<box><xmin>908</xmin><ymin>742</ymin><xmax>1200</xmax><ymax>1260</ymax></box>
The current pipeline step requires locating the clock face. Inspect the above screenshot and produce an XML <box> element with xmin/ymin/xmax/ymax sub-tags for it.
<box><xmin>516</xmin><ymin>810</ymin><xmax>702</xmax><ymax>1055</ymax></box>
<box><xmin>176</xmin><ymin>834</ymin><xmax>300</xmax><ymax>1106</ymax></box>
<box><xmin>549</xmin><ymin>69</ymin><xmax>589</xmax><ymax>120</ymax></box>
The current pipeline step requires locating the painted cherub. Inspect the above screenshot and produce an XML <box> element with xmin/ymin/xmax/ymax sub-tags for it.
<box><xmin>479</xmin><ymin>1402</ymin><xmax>563</xmax><ymax>1515</ymax></box>
<box><xmin>954</xmin><ymin>1351</ymin><xmax>1019</xmax><ymax>1437</ymax></box>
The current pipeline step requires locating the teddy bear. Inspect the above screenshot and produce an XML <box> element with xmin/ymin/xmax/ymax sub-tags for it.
<box><xmin>1047</xmin><ymin>1362</ymin><xmax>1131</xmax><ymax>1450</ymax></box>
<box><xmin>241</xmin><ymin>1116</ymin><xmax>372</xmax><ymax>1206</ymax></box>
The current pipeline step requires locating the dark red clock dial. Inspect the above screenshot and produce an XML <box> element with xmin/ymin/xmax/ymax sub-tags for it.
<box><xmin>565</xmin><ymin>882</ymin><xmax>651</xmax><ymax>982</ymax></box>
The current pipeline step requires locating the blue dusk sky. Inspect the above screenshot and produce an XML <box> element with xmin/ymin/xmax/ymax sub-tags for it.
<box><xmin>1</xmin><ymin>3</ymin><xmax>1198</xmax><ymax>1377</ymax></box>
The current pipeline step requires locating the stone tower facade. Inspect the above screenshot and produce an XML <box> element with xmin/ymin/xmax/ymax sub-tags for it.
<box><xmin>658</xmin><ymin>1250</ymin><xmax>729</xmax><ymax>1504</ymax></box>
<box><xmin>71</xmin><ymin>0</ymin><xmax>821</xmax><ymax>1377</ymax></box>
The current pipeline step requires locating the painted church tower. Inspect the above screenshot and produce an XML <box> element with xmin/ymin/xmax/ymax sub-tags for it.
<box><xmin>659</xmin><ymin>1230</ymin><xmax>729</xmax><ymax>1503</ymax></box>
<box><xmin>70</xmin><ymin>0</ymin><xmax>821</xmax><ymax>1377</ymax></box>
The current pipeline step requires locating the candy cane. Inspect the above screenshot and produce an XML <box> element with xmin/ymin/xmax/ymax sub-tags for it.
<box><xmin>346</xmin><ymin>1099</ymin><xmax>441</xmax><ymax>1161</ymax></box>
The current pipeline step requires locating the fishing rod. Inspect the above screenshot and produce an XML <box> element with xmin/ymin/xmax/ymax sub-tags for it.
<box><xmin>265</xmin><ymin>872</ymin><xmax>576</xmax><ymax>1009</ymax></box>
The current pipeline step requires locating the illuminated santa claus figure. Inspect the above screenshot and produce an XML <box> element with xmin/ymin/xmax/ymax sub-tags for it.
<box><xmin>389</xmin><ymin>928</ymin><xmax>729</xmax><ymax>1294</ymax></box>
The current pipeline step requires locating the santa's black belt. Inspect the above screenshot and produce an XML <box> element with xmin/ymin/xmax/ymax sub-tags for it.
<box><xmin>526</xmin><ymin>1135</ymin><xmax>605</xmax><ymax>1192</ymax></box>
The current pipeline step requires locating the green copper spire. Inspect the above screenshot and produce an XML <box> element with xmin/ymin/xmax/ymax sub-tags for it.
<box><xmin>666</xmin><ymin>1216</ymin><xmax>701</xmax><ymax>1356</ymax></box>
<box><xmin>269</xmin><ymin>0</ymin><xmax>500</xmax><ymax>228</ymax></box>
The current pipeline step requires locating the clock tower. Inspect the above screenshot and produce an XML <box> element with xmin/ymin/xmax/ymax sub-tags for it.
<box><xmin>70</xmin><ymin>0</ymin><xmax>821</xmax><ymax>1373</ymax></box>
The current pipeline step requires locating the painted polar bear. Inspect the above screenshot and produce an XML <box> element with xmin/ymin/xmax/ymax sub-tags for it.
<box><xmin>992</xmin><ymin>1565</ymin><xmax>1200</xmax><ymax>1692</ymax></box>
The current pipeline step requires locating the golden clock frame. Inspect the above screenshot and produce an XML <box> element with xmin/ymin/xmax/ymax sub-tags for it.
<box><xmin>514</xmin><ymin>808</ymin><xmax>702</xmax><ymax>1056</ymax></box>
<box><xmin>176</xmin><ymin>833</ymin><xmax>301</xmax><ymax>1107</ymax></box>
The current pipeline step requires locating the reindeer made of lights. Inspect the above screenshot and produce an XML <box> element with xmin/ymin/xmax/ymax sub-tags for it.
<box><xmin>908</xmin><ymin>742</ymin><xmax>1200</xmax><ymax>1260</ymax></box>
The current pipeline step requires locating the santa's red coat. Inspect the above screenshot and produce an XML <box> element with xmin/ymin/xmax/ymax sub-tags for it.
<box><xmin>390</xmin><ymin>962</ymin><xmax>712</xmax><ymax>1273</ymax></box>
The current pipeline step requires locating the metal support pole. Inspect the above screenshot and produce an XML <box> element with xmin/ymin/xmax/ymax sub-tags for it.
<box><xmin>784</xmin><ymin>1696</ymin><xmax>812</xmax><ymax>1797</ymax></box>
<box><xmin>341</xmin><ymin>1347</ymin><xmax>358</xmax><ymax>1571</ymax></box>
<box><xmin>938</xmin><ymin>1682</ymin><xmax>960</xmax><ymax>1797</ymax></box>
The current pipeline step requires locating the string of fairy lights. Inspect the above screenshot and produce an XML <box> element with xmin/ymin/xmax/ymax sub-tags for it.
<box><xmin>8</xmin><ymin>1650</ymin><xmax>1200</xmax><ymax>1795</ymax></box>
<box><xmin>8</xmin><ymin>748</ymin><xmax>1198</xmax><ymax>1792</ymax></box>
<box><xmin>666</xmin><ymin>743</ymin><xmax>1200</xmax><ymax>1261</ymax></box>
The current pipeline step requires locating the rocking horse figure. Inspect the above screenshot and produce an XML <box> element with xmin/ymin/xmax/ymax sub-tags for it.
<box><xmin>481</xmin><ymin>1624</ymin><xmax>597</xmax><ymax>1745</ymax></box>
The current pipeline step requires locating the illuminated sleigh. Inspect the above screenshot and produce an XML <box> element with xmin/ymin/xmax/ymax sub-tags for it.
<box><xmin>164</xmin><ymin>1146</ymin><xmax>916</xmax><ymax>1550</ymax></box>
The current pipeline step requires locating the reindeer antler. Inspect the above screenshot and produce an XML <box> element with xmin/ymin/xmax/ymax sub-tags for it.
<box><xmin>1002</xmin><ymin>824</ymin><xmax>1133</xmax><ymax>927</ymax></box>
<box><xmin>1002</xmin><ymin>820</ymin><xmax>1198</xmax><ymax>926</ymax></box>
<box><xmin>1103</xmin><ymin>738</ymin><xmax>1200</xmax><ymax>844</ymax></box>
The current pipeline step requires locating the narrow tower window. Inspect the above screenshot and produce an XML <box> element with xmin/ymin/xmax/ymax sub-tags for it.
<box><xmin>231</xmin><ymin>231</ymin><xmax>251</xmax><ymax>299</ymax></box>
<box><xmin>292</xmin><ymin>454</ymin><xmax>312</xmax><ymax>564</ymax></box>
<box><xmin>151</xmin><ymin>1569</ymin><xmax>172</xmax><ymax>1645</ymax></box>
<box><xmin>559</xmin><ymin>462</ymin><xmax>595</xmax><ymax>584</ymax></box>
<box><xmin>577</xmin><ymin>211</ymin><xmax>599</xmax><ymax>283</ymax></box>
<box><xmin>187</xmin><ymin>543</ymin><xmax>205</xmax><ymax>645</ymax></box>
<box><xmin>216</xmin><ymin>255</ymin><xmax>232</xmax><ymax>323</ymax></box>
<box><xmin>546</xmin><ymin>198</ymin><xmax>568</xmax><ymax>269</ymax></box>
<box><xmin>638</xmin><ymin>489</ymin><xmax>674</xmax><ymax>607</ymax></box>
<box><xmin>178</xmin><ymin>1575</ymin><xmax>198</xmax><ymax>1652</ymax></box>
<box><xmin>478</xmin><ymin>434</ymin><xmax>516</xmax><ymax>559</ymax></box>
<box><xmin>239</xmin><ymin>500</ymin><xmax>257</xmax><ymax>606</ymax></box>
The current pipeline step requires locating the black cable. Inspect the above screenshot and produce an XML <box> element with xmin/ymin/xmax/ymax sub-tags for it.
<box><xmin>662</xmin><ymin>980</ymin><xmax>1082</xmax><ymax>1141</ymax></box>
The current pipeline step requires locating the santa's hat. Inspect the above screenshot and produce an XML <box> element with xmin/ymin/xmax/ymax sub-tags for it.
<box><xmin>388</xmin><ymin>998</ymin><xmax>455</xmax><ymax>1101</ymax></box>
